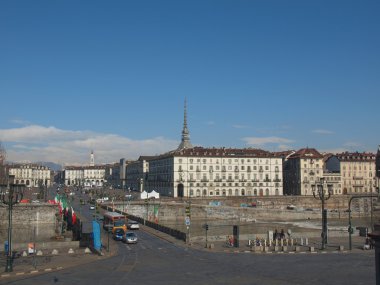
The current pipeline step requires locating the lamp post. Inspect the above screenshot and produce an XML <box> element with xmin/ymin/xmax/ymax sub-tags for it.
<box><xmin>311</xmin><ymin>177</ymin><xmax>332</xmax><ymax>250</ymax></box>
<box><xmin>0</xmin><ymin>175</ymin><xmax>25</xmax><ymax>272</ymax></box>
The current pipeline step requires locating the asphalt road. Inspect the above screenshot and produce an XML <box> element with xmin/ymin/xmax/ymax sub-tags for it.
<box><xmin>1</xmin><ymin>225</ymin><xmax>375</xmax><ymax>285</ymax></box>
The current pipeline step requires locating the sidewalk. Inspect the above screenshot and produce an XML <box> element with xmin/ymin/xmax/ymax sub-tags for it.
<box><xmin>140</xmin><ymin>224</ymin><xmax>375</xmax><ymax>255</ymax></box>
<box><xmin>0</xmin><ymin>243</ymin><xmax>115</xmax><ymax>281</ymax></box>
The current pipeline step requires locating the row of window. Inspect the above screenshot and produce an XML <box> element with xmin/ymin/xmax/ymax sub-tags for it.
<box><xmin>179</xmin><ymin>158</ymin><xmax>280</xmax><ymax>165</ymax></box>
<box><xmin>182</xmin><ymin>165</ymin><xmax>281</xmax><ymax>172</ymax></box>
<box><xmin>188</xmin><ymin>188</ymin><xmax>281</xmax><ymax>197</ymax></box>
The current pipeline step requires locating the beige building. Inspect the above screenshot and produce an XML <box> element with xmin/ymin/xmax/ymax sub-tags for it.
<box><xmin>8</xmin><ymin>164</ymin><xmax>52</xmax><ymax>187</ymax></box>
<box><xmin>283</xmin><ymin>148</ymin><xmax>324</xmax><ymax>196</ymax></box>
<box><xmin>337</xmin><ymin>152</ymin><xmax>376</xmax><ymax>194</ymax></box>
<box><xmin>64</xmin><ymin>151</ymin><xmax>107</xmax><ymax>187</ymax></box>
<box><xmin>126</xmin><ymin>156</ymin><xmax>152</xmax><ymax>192</ymax></box>
<box><xmin>64</xmin><ymin>166</ymin><xmax>106</xmax><ymax>187</ymax></box>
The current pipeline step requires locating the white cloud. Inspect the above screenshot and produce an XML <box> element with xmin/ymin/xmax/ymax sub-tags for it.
<box><xmin>0</xmin><ymin>125</ymin><xmax>179</xmax><ymax>165</ymax></box>
<box><xmin>242</xmin><ymin>136</ymin><xmax>294</xmax><ymax>147</ymax></box>
<box><xmin>312</xmin><ymin>129</ymin><xmax>334</xmax><ymax>135</ymax></box>
<box><xmin>344</xmin><ymin>141</ymin><xmax>361</xmax><ymax>148</ymax></box>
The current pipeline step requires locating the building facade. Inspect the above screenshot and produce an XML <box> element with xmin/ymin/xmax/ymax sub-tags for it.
<box><xmin>337</xmin><ymin>152</ymin><xmax>376</xmax><ymax>194</ymax></box>
<box><xmin>64</xmin><ymin>166</ymin><xmax>106</xmax><ymax>187</ymax></box>
<box><xmin>145</xmin><ymin>147</ymin><xmax>284</xmax><ymax>198</ymax></box>
<box><xmin>8</xmin><ymin>164</ymin><xmax>52</xmax><ymax>187</ymax></box>
<box><xmin>126</xmin><ymin>156</ymin><xmax>152</xmax><ymax>192</ymax></box>
<box><xmin>283</xmin><ymin>148</ymin><xmax>324</xmax><ymax>196</ymax></box>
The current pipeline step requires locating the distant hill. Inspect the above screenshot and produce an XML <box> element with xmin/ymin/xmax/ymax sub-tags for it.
<box><xmin>36</xmin><ymin>162</ymin><xmax>62</xmax><ymax>171</ymax></box>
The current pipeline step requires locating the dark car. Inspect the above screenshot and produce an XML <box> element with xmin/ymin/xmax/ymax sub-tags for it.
<box><xmin>113</xmin><ymin>229</ymin><xmax>125</xmax><ymax>241</ymax></box>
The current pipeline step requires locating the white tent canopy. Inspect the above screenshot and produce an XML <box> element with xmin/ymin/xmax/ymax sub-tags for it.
<box><xmin>140</xmin><ymin>190</ymin><xmax>160</xmax><ymax>199</ymax></box>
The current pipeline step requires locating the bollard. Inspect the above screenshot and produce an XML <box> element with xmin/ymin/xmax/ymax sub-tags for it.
<box><xmin>295</xmin><ymin>246</ymin><xmax>300</xmax><ymax>252</ymax></box>
<box><xmin>85</xmin><ymin>247</ymin><xmax>91</xmax><ymax>254</ymax></box>
<box><xmin>68</xmin><ymin>248</ymin><xmax>75</xmax><ymax>254</ymax></box>
<box><xmin>300</xmin><ymin>238</ymin><xmax>304</xmax><ymax>246</ymax></box>
<box><xmin>280</xmin><ymin>239</ymin><xmax>284</xmax><ymax>247</ymax></box>
<box><xmin>305</xmin><ymin>238</ymin><xmax>309</xmax><ymax>246</ymax></box>
<box><xmin>309</xmin><ymin>246</ymin><xmax>314</xmax><ymax>252</ymax></box>
<box><xmin>282</xmin><ymin>246</ymin><xmax>288</xmax><ymax>252</ymax></box>
<box><xmin>52</xmin><ymin>249</ymin><xmax>59</xmax><ymax>255</ymax></box>
<box><xmin>36</xmin><ymin>250</ymin><xmax>43</xmax><ymax>256</ymax></box>
<box><xmin>275</xmin><ymin>239</ymin><xmax>279</xmax><ymax>247</ymax></box>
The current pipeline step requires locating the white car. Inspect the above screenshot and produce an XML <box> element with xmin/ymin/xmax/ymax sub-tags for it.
<box><xmin>89</xmin><ymin>205</ymin><xmax>95</xmax><ymax>210</ymax></box>
<box><xmin>123</xmin><ymin>232</ymin><xmax>138</xmax><ymax>244</ymax></box>
<box><xmin>127</xmin><ymin>221</ymin><xmax>139</xmax><ymax>230</ymax></box>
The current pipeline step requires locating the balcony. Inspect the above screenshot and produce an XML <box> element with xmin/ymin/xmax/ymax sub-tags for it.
<box><xmin>214</xmin><ymin>178</ymin><xmax>222</xmax><ymax>182</ymax></box>
<box><xmin>273</xmin><ymin>179</ymin><xmax>282</xmax><ymax>182</ymax></box>
<box><xmin>201</xmin><ymin>179</ymin><xmax>209</xmax><ymax>182</ymax></box>
<box><xmin>227</xmin><ymin>179</ymin><xmax>234</xmax><ymax>182</ymax></box>
<box><xmin>309</xmin><ymin>171</ymin><xmax>315</xmax><ymax>176</ymax></box>
<box><xmin>264</xmin><ymin>179</ymin><xmax>271</xmax><ymax>182</ymax></box>
<box><xmin>353</xmin><ymin>176</ymin><xmax>364</xmax><ymax>180</ymax></box>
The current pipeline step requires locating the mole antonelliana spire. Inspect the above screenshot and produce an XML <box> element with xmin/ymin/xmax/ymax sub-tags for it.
<box><xmin>177</xmin><ymin>99</ymin><xmax>193</xmax><ymax>150</ymax></box>
<box><xmin>90</xmin><ymin>150</ymin><xmax>95</xmax><ymax>166</ymax></box>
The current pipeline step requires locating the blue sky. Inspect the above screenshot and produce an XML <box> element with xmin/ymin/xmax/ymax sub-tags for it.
<box><xmin>0</xmin><ymin>0</ymin><xmax>379</xmax><ymax>165</ymax></box>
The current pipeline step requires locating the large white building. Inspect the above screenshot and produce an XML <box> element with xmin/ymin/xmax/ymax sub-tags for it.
<box><xmin>145</xmin><ymin>147</ymin><xmax>283</xmax><ymax>198</ymax></box>
<box><xmin>64</xmin><ymin>151</ymin><xmax>107</xmax><ymax>187</ymax></box>
<box><xmin>8</xmin><ymin>164</ymin><xmax>52</xmax><ymax>187</ymax></box>
<box><xmin>129</xmin><ymin>100</ymin><xmax>283</xmax><ymax>198</ymax></box>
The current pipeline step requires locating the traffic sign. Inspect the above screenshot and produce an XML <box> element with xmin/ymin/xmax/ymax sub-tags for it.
<box><xmin>185</xmin><ymin>216</ymin><xmax>190</xmax><ymax>226</ymax></box>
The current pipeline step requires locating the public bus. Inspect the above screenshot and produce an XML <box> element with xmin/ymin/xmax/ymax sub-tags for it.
<box><xmin>103</xmin><ymin>211</ymin><xmax>127</xmax><ymax>233</ymax></box>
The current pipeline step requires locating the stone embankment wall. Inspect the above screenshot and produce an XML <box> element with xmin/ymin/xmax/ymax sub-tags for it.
<box><xmin>0</xmin><ymin>204</ymin><xmax>58</xmax><ymax>243</ymax></box>
<box><xmin>115</xmin><ymin>195</ymin><xmax>377</xmax><ymax>223</ymax></box>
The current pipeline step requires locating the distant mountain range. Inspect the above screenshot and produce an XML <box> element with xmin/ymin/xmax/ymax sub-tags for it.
<box><xmin>36</xmin><ymin>162</ymin><xmax>62</xmax><ymax>171</ymax></box>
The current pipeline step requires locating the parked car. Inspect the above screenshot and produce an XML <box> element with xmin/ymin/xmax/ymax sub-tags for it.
<box><xmin>127</xmin><ymin>221</ymin><xmax>140</xmax><ymax>230</ymax></box>
<box><xmin>113</xmin><ymin>229</ymin><xmax>125</xmax><ymax>241</ymax></box>
<box><xmin>123</xmin><ymin>232</ymin><xmax>138</xmax><ymax>244</ymax></box>
<box><xmin>89</xmin><ymin>205</ymin><xmax>95</xmax><ymax>210</ymax></box>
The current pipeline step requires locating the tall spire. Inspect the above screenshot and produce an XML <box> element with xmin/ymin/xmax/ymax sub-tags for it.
<box><xmin>177</xmin><ymin>99</ymin><xmax>193</xmax><ymax>150</ymax></box>
<box><xmin>90</xmin><ymin>150</ymin><xmax>95</xmax><ymax>166</ymax></box>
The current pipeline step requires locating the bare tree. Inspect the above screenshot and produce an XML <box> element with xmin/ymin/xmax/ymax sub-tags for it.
<box><xmin>0</xmin><ymin>141</ymin><xmax>6</xmax><ymax>185</ymax></box>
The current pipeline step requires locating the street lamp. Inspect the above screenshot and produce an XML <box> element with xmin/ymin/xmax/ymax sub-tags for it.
<box><xmin>311</xmin><ymin>177</ymin><xmax>333</xmax><ymax>250</ymax></box>
<box><xmin>0</xmin><ymin>175</ymin><xmax>25</xmax><ymax>272</ymax></box>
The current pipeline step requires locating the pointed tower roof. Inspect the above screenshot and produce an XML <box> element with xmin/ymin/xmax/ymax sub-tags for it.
<box><xmin>177</xmin><ymin>99</ymin><xmax>193</xmax><ymax>150</ymax></box>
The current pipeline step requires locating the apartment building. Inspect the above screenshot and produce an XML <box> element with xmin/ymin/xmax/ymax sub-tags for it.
<box><xmin>145</xmin><ymin>147</ymin><xmax>283</xmax><ymax>198</ymax></box>
<box><xmin>126</xmin><ymin>156</ymin><xmax>152</xmax><ymax>192</ymax></box>
<box><xmin>336</xmin><ymin>152</ymin><xmax>376</xmax><ymax>194</ymax></box>
<box><xmin>8</xmin><ymin>164</ymin><xmax>52</xmax><ymax>187</ymax></box>
<box><xmin>283</xmin><ymin>148</ymin><xmax>324</xmax><ymax>196</ymax></box>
